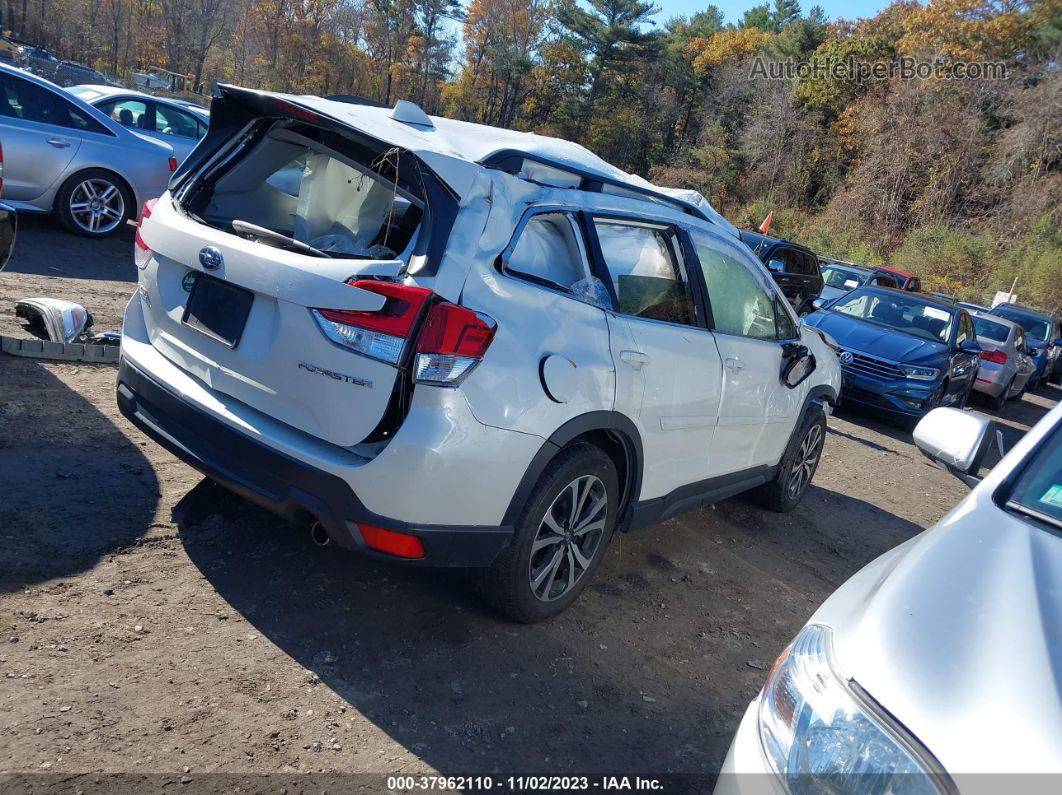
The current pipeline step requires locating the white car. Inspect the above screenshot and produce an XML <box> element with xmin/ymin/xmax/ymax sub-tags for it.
<box><xmin>66</xmin><ymin>85</ymin><xmax>208</xmax><ymax>163</ymax></box>
<box><xmin>716</xmin><ymin>402</ymin><xmax>1062</xmax><ymax>792</ymax></box>
<box><xmin>118</xmin><ymin>88</ymin><xmax>841</xmax><ymax>621</ymax></box>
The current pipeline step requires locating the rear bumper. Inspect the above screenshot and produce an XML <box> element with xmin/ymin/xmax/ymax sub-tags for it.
<box><xmin>972</xmin><ymin>362</ymin><xmax>1007</xmax><ymax>397</ymax></box>
<box><xmin>117</xmin><ymin>358</ymin><xmax>513</xmax><ymax>566</ymax></box>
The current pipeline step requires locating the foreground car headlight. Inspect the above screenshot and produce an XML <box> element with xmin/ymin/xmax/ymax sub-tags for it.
<box><xmin>900</xmin><ymin>365</ymin><xmax>938</xmax><ymax>381</ymax></box>
<box><xmin>758</xmin><ymin>625</ymin><xmax>949</xmax><ymax>794</ymax></box>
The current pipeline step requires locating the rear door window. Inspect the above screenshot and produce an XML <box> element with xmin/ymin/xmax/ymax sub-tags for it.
<box><xmin>98</xmin><ymin>98</ymin><xmax>148</xmax><ymax>130</ymax></box>
<box><xmin>0</xmin><ymin>75</ymin><xmax>109</xmax><ymax>134</ymax></box>
<box><xmin>0</xmin><ymin>74</ymin><xmax>67</xmax><ymax>126</ymax></box>
<box><xmin>592</xmin><ymin>219</ymin><xmax>698</xmax><ymax>326</ymax></box>
<box><xmin>502</xmin><ymin>212</ymin><xmax>593</xmax><ymax>293</ymax></box>
<box><xmin>155</xmin><ymin>104</ymin><xmax>203</xmax><ymax>139</ymax></box>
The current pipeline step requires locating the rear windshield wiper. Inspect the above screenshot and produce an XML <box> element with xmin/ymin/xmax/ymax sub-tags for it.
<box><xmin>231</xmin><ymin>219</ymin><xmax>331</xmax><ymax>258</ymax></box>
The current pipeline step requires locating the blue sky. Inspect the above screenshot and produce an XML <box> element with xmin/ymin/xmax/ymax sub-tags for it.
<box><xmin>650</xmin><ymin>0</ymin><xmax>895</xmax><ymax>26</ymax></box>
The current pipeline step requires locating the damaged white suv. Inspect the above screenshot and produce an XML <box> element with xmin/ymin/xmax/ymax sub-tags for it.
<box><xmin>119</xmin><ymin>87</ymin><xmax>841</xmax><ymax>622</ymax></box>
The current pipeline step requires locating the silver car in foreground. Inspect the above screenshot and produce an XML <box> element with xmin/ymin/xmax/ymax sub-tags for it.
<box><xmin>0</xmin><ymin>64</ymin><xmax>175</xmax><ymax>237</ymax></box>
<box><xmin>717</xmin><ymin>401</ymin><xmax>1062</xmax><ymax>792</ymax></box>
<box><xmin>970</xmin><ymin>310</ymin><xmax>1036</xmax><ymax>410</ymax></box>
<box><xmin>66</xmin><ymin>85</ymin><xmax>208</xmax><ymax>164</ymax></box>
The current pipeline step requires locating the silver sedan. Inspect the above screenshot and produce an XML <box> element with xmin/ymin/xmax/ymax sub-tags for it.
<box><xmin>66</xmin><ymin>85</ymin><xmax>208</xmax><ymax>164</ymax></box>
<box><xmin>970</xmin><ymin>310</ymin><xmax>1036</xmax><ymax>410</ymax></box>
<box><xmin>0</xmin><ymin>64</ymin><xmax>175</xmax><ymax>237</ymax></box>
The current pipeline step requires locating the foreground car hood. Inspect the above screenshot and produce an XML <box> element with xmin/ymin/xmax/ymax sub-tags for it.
<box><xmin>814</xmin><ymin>502</ymin><xmax>1062</xmax><ymax>773</ymax></box>
<box><xmin>808</xmin><ymin>311</ymin><xmax>946</xmax><ymax>363</ymax></box>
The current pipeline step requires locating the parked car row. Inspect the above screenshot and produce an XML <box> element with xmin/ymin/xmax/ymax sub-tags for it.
<box><xmin>0</xmin><ymin>63</ymin><xmax>208</xmax><ymax>237</ymax></box>
<box><xmin>739</xmin><ymin>236</ymin><xmax>1061</xmax><ymax>423</ymax></box>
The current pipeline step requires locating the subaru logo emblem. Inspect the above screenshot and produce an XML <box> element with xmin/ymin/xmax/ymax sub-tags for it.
<box><xmin>838</xmin><ymin>351</ymin><xmax>854</xmax><ymax>365</ymax></box>
<box><xmin>199</xmin><ymin>246</ymin><xmax>223</xmax><ymax>271</ymax></box>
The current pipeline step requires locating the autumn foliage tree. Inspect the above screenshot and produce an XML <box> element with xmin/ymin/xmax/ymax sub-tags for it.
<box><xmin>2</xmin><ymin>0</ymin><xmax>1058</xmax><ymax>309</ymax></box>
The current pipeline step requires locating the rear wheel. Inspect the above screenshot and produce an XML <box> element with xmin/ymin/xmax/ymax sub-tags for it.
<box><xmin>752</xmin><ymin>404</ymin><xmax>826</xmax><ymax>513</ymax></box>
<box><xmin>478</xmin><ymin>444</ymin><xmax>619</xmax><ymax>623</ymax></box>
<box><xmin>54</xmin><ymin>169</ymin><xmax>133</xmax><ymax>238</ymax></box>
<box><xmin>990</xmin><ymin>378</ymin><xmax>1013</xmax><ymax>411</ymax></box>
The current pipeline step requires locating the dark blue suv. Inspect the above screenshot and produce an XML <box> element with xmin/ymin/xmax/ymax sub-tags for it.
<box><xmin>804</xmin><ymin>287</ymin><xmax>981</xmax><ymax>423</ymax></box>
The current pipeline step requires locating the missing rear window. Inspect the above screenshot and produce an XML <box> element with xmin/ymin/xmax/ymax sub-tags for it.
<box><xmin>186</xmin><ymin>122</ymin><xmax>425</xmax><ymax>260</ymax></box>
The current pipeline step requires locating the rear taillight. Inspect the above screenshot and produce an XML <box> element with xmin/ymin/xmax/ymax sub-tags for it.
<box><xmin>133</xmin><ymin>198</ymin><xmax>157</xmax><ymax>269</ymax></box>
<box><xmin>415</xmin><ymin>302</ymin><xmax>497</xmax><ymax>385</ymax></box>
<box><xmin>168</xmin><ymin>156</ymin><xmax>178</xmax><ymax>173</ymax></box>
<box><xmin>312</xmin><ymin>280</ymin><xmax>432</xmax><ymax>364</ymax></box>
<box><xmin>313</xmin><ymin>281</ymin><xmax>497</xmax><ymax>384</ymax></box>
<box><xmin>980</xmin><ymin>349</ymin><xmax>1007</xmax><ymax>365</ymax></box>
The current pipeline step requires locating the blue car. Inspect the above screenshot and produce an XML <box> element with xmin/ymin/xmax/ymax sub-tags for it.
<box><xmin>989</xmin><ymin>304</ymin><xmax>1062</xmax><ymax>389</ymax></box>
<box><xmin>804</xmin><ymin>287</ymin><xmax>981</xmax><ymax>423</ymax></box>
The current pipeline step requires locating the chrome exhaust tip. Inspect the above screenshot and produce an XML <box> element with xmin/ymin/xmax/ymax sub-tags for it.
<box><xmin>310</xmin><ymin>521</ymin><xmax>331</xmax><ymax>547</ymax></box>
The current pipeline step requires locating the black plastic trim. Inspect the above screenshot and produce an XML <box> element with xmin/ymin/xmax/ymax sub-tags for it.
<box><xmin>627</xmin><ymin>465</ymin><xmax>777</xmax><ymax>530</ymax></box>
<box><xmin>501</xmin><ymin>411</ymin><xmax>644</xmax><ymax>531</ymax></box>
<box><xmin>480</xmin><ymin>149</ymin><xmax>711</xmax><ymax>223</ymax></box>
<box><xmin>117</xmin><ymin>359</ymin><xmax>513</xmax><ymax>567</ymax></box>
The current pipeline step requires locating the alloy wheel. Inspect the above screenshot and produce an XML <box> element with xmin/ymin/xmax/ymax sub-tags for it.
<box><xmin>528</xmin><ymin>474</ymin><xmax>607</xmax><ymax>602</ymax></box>
<box><xmin>69</xmin><ymin>178</ymin><xmax>125</xmax><ymax>234</ymax></box>
<box><xmin>787</xmin><ymin>423</ymin><xmax>823</xmax><ymax>499</ymax></box>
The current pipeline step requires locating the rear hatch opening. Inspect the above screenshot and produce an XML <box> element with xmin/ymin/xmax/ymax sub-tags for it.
<box><xmin>141</xmin><ymin>93</ymin><xmax>468</xmax><ymax>449</ymax></box>
<box><xmin>180</xmin><ymin>117</ymin><xmax>428</xmax><ymax>263</ymax></box>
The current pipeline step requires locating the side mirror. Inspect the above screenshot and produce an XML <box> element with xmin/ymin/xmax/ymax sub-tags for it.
<box><xmin>958</xmin><ymin>340</ymin><xmax>981</xmax><ymax>355</ymax></box>
<box><xmin>913</xmin><ymin>407</ymin><xmax>994</xmax><ymax>487</ymax></box>
<box><xmin>811</xmin><ymin>297</ymin><xmax>830</xmax><ymax>311</ymax></box>
<box><xmin>781</xmin><ymin>344</ymin><xmax>816</xmax><ymax>389</ymax></box>
<box><xmin>766</xmin><ymin>259</ymin><xmax>785</xmax><ymax>272</ymax></box>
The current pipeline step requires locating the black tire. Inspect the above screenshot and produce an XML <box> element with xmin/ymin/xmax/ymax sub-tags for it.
<box><xmin>955</xmin><ymin>379</ymin><xmax>972</xmax><ymax>410</ymax></box>
<box><xmin>752</xmin><ymin>404</ymin><xmax>827</xmax><ymax>513</ymax></box>
<box><xmin>54</xmin><ymin>168</ymin><xmax>134</xmax><ymax>238</ymax></box>
<box><xmin>477</xmin><ymin>444</ymin><xmax>619</xmax><ymax>623</ymax></box>
<box><xmin>990</xmin><ymin>378</ymin><xmax>1012</xmax><ymax>412</ymax></box>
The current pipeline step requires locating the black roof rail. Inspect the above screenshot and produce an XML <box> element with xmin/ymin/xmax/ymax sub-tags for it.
<box><xmin>324</xmin><ymin>94</ymin><xmax>390</xmax><ymax>109</ymax></box>
<box><xmin>480</xmin><ymin>149</ymin><xmax>711</xmax><ymax>223</ymax></box>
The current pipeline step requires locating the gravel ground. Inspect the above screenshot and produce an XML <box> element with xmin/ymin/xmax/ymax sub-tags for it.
<box><xmin>0</xmin><ymin>214</ymin><xmax>1058</xmax><ymax>792</ymax></box>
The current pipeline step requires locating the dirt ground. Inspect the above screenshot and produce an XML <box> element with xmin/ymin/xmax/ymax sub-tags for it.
<box><xmin>0</xmin><ymin>214</ymin><xmax>1058</xmax><ymax>792</ymax></box>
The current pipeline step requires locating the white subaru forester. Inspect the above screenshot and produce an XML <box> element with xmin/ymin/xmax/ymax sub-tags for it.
<box><xmin>118</xmin><ymin>87</ymin><xmax>841</xmax><ymax>622</ymax></box>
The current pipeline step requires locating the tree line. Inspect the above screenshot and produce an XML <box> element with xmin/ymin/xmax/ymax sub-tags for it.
<box><xmin>6</xmin><ymin>0</ymin><xmax>1061</xmax><ymax>310</ymax></box>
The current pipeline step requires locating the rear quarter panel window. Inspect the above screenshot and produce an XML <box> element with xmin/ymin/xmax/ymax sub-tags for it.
<box><xmin>593</xmin><ymin>219</ymin><xmax>697</xmax><ymax>326</ymax></box>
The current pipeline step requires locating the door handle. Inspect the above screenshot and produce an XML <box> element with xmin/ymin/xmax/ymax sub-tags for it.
<box><xmin>620</xmin><ymin>350</ymin><xmax>650</xmax><ymax>369</ymax></box>
<box><xmin>46</xmin><ymin>138</ymin><xmax>71</xmax><ymax>148</ymax></box>
<box><xmin>725</xmin><ymin>356</ymin><xmax>744</xmax><ymax>372</ymax></box>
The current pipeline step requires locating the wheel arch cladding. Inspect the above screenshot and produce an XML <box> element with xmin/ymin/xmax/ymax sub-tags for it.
<box><xmin>808</xmin><ymin>383</ymin><xmax>838</xmax><ymax>407</ymax></box>
<box><xmin>502</xmin><ymin>411</ymin><xmax>643</xmax><ymax>532</ymax></box>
